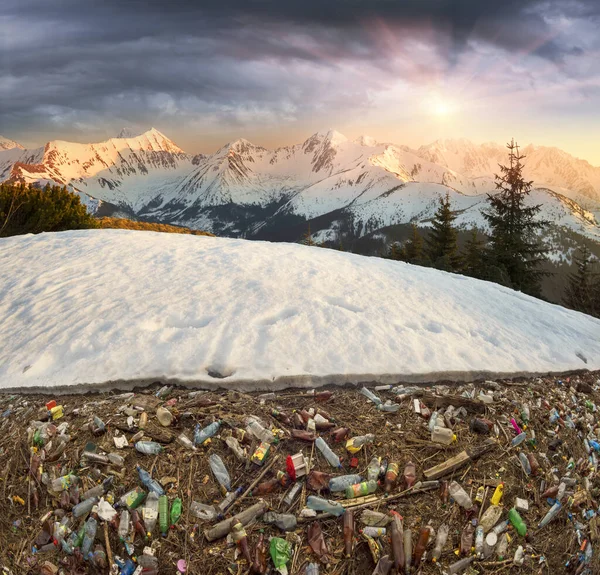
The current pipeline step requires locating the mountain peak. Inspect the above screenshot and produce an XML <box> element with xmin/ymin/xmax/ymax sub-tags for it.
<box><xmin>354</xmin><ymin>135</ymin><xmax>378</xmax><ymax>147</ymax></box>
<box><xmin>316</xmin><ymin>129</ymin><xmax>348</xmax><ymax>146</ymax></box>
<box><xmin>0</xmin><ymin>135</ymin><xmax>24</xmax><ymax>151</ymax></box>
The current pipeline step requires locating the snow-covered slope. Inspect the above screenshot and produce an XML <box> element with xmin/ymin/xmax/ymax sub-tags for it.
<box><xmin>0</xmin><ymin>135</ymin><xmax>24</xmax><ymax>151</ymax></box>
<box><xmin>0</xmin><ymin>230</ymin><xmax>598</xmax><ymax>391</ymax></box>
<box><xmin>1</xmin><ymin>130</ymin><xmax>599</xmax><ymax>244</ymax></box>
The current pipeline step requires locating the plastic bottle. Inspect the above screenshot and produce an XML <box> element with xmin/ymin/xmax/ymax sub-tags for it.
<box><xmin>315</xmin><ymin>437</ymin><xmax>341</xmax><ymax>468</ymax></box>
<box><xmin>345</xmin><ymin>434</ymin><xmax>375</xmax><ymax>454</ymax></box>
<box><xmin>491</xmin><ymin>483</ymin><xmax>504</xmax><ymax>506</ymax></box>
<box><xmin>156</xmin><ymin>406</ymin><xmax>173</xmax><ymax>427</ymax></box>
<box><xmin>403</xmin><ymin>529</ymin><xmax>412</xmax><ymax>574</ymax></box>
<box><xmin>413</xmin><ymin>527</ymin><xmax>431</xmax><ymax>567</ymax></box>
<box><xmin>81</xmin><ymin>516</ymin><xmax>98</xmax><ymax>558</ymax></box>
<box><xmin>306</xmin><ymin>563</ymin><xmax>320</xmax><ymax>575</ymax></box>
<box><xmin>217</xmin><ymin>487</ymin><xmax>244</xmax><ymax>516</ymax></box>
<box><xmin>194</xmin><ymin>421</ymin><xmax>221</xmax><ymax>446</ymax></box>
<box><xmin>246</xmin><ymin>419</ymin><xmax>273</xmax><ymax>444</ymax></box>
<box><xmin>449</xmin><ymin>481</ymin><xmax>473</xmax><ymax>509</ymax></box>
<box><xmin>449</xmin><ymin>556</ymin><xmax>475</xmax><ymax>574</ymax></box>
<box><xmin>518</xmin><ymin>452</ymin><xmax>531</xmax><ymax>475</ymax></box>
<box><xmin>461</xmin><ymin>521</ymin><xmax>475</xmax><ymax>556</ymax></box>
<box><xmin>390</xmin><ymin>511</ymin><xmax>405</xmax><ymax>572</ymax></box>
<box><xmin>306</xmin><ymin>495</ymin><xmax>345</xmax><ymax>516</ymax></box>
<box><xmin>283</xmin><ymin>482</ymin><xmax>303</xmax><ymax>508</ymax></box>
<box><xmin>209</xmin><ymin>454</ymin><xmax>231</xmax><ymax>492</ymax></box>
<box><xmin>51</xmin><ymin>474</ymin><xmax>79</xmax><ymax>492</ymax></box>
<box><xmin>136</xmin><ymin>465</ymin><xmax>165</xmax><ymax>496</ymax></box>
<box><xmin>92</xmin><ymin>416</ymin><xmax>106</xmax><ymax>435</ymax></box>
<box><xmin>403</xmin><ymin>462</ymin><xmax>416</xmax><ymax>489</ymax></box>
<box><xmin>480</xmin><ymin>504</ymin><xmax>503</xmax><ymax>532</ymax></box>
<box><xmin>432</xmin><ymin>523</ymin><xmax>448</xmax><ymax>562</ymax></box>
<box><xmin>170</xmin><ymin>497</ymin><xmax>182</xmax><ymax>525</ymax></box>
<box><xmin>90</xmin><ymin>544</ymin><xmax>107</xmax><ymax>569</ymax></box>
<box><xmin>367</xmin><ymin>457</ymin><xmax>380</xmax><ymax>482</ymax></box>
<box><xmin>232</xmin><ymin>522</ymin><xmax>253</xmax><ymax>565</ymax></box>
<box><xmin>508</xmin><ymin>508</ymin><xmax>527</xmax><ymax>536</ymax></box>
<box><xmin>252</xmin><ymin>531</ymin><xmax>268</xmax><ymax>575</ymax></box>
<box><xmin>475</xmin><ymin>525</ymin><xmax>484</xmax><ymax>557</ymax></box>
<box><xmin>225</xmin><ymin>436</ymin><xmax>247</xmax><ymax>461</ymax></box>
<box><xmin>263</xmin><ymin>512</ymin><xmax>297</xmax><ymax>531</ymax></box>
<box><xmin>81</xmin><ymin>476</ymin><xmax>114</xmax><ymax>501</ymax></box>
<box><xmin>119</xmin><ymin>486</ymin><xmax>146</xmax><ymax>510</ymax></box>
<box><xmin>360</xmin><ymin>387</ymin><xmax>382</xmax><ymax>405</ymax></box>
<box><xmin>383</xmin><ymin>462</ymin><xmax>399</xmax><ymax>492</ymax></box>
<box><xmin>159</xmin><ymin>495</ymin><xmax>169</xmax><ymax>537</ymax></box>
<box><xmin>108</xmin><ymin>452</ymin><xmax>125</xmax><ymax>466</ymax></box>
<box><xmin>118</xmin><ymin>509</ymin><xmax>130</xmax><ymax>540</ymax></box>
<box><xmin>511</xmin><ymin>432</ymin><xmax>527</xmax><ymax>447</ymax></box>
<box><xmin>345</xmin><ymin>480</ymin><xmax>377</xmax><ymax>499</ymax></box>
<box><xmin>343</xmin><ymin>510</ymin><xmax>354</xmax><ymax>557</ymax></box>
<box><xmin>72</xmin><ymin>496</ymin><xmax>99</xmax><ymax>518</ymax></box>
<box><xmin>189</xmin><ymin>501</ymin><xmax>217</xmax><ymax>521</ymax></box>
<box><xmin>135</xmin><ymin>441</ymin><xmax>163</xmax><ymax>455</ymax></box>
<box><xmin>378</xmin><ymin>401</ymin><xmax>400</xmax><ymax>413</ymax></box>
<box><xmin>143</xmin><ymin>492</ymin><xmax>159</xmax><ymax>536</ymax></box>
<box><xmin>176</xmin><ymin>433</ymin><xmax>196</xmax><ymax>451</ymax></box>
<box><xmin>496</xmin><ymin>532</ymin><xmax>509</xmax><ymax>559</ymax></box>
<box><xmin>527</xmin><ymin>453</ymin><xmax>540</xmax><ymax>476</ymax></box>
<box><xmin>483</xmin><ymin>532</ymin><xmax>497</xmax><ymax>558</ymax></box>
<box><xmin>513</xmin><ymin>545</ymin><xmax>525</xmax><ymax>565</ymax></box>
<box><xmin>538</xmin><ymin>501</ymin><xmax>562</xmax><ymax>528</ymax></box>
<box><xmin>328</xmin><ymin>474</ymin><xmax>363</xmax><ymax>493</ymax></box>
<box><xmin>431</xmin><ymin>426</ymin><xmax>454</xmax><ymax>445</ymax></box>
<box><xmin>363</xmin><ymin>526</ymin><xmax>387</xmax><ymax>537</ymax></box>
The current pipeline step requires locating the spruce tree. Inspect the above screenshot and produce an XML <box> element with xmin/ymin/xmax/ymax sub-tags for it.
<box><xmin>401</xmin><ymin>223</ymin><xmax>425</xmax><ymax>264</ymax></box>
<box><xmin>483</xmin><ymin>139</ymin><xmax>548</xmax><ymax>296</ymax></box>
<box><xmin>301</xmin><ymin>223</ymin><xmax>315</xmax><ymax>246</ymax></box>
<box><xmin>564</xmin><ymin>246</ymin><xmax>598</xmax><ymax>317</ymax></box>
<box><xmin>425</xmin><ymin>192</ymin><xmax>461</xmax><ymax>271</ymax></box>
<box><xmin>461</xmin><ymin>229</ymin><xmax>487</xmax><ymax>279</ymax></box>
<box><xmin>386</xmin><ymin>242</ymin><xmax>403</xmax><ymax>261</ymax></box>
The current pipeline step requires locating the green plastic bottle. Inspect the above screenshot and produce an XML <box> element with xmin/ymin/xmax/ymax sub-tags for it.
<box><xmin>508</xmin><ymin>508</ymin><xmax>527</xmax><ymax>537</ymax></box>
<box><xmin>170</xmin><ymin>498</ymin><xmax>182</xmax><ymax>526</ymax></box>
<box><xmin>159</xmin><ymin>495</ymin><xmax>169</xmax><ymax>537</ymax></box>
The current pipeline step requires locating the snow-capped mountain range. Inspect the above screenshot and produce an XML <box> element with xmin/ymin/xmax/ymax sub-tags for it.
<box><xmin>1</xmin><ymin>128</ymin><xmax>599</xmax><ymax>246</ymax></box>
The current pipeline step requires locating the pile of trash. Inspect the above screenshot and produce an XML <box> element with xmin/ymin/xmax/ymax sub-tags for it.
<box><xmin>1</xmin><ymin>371</ymin><xmax>599</xmax><ymax>575</ymax></box>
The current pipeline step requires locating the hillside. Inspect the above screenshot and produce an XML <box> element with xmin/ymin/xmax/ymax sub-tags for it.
<box><xmin>0</xmin><ymin>230</ymin><xmax>598</xmax><ymax>392</ymax></box>
<box><xmin>97</xmin><ymin>217</ymin><xmax>214</xmax><ymax>236</ymax></box>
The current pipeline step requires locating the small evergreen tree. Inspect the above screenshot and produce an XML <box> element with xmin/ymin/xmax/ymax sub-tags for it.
<box><xmin>386</xmin><ymin>242</ymin><xmax>403</xmax><ymax>261</ymax></box>
<box><xmin>425</xmin><ymin>192</ymin><xmax>461</xmax><ymax>271</ymax></box>
<box><xmin>564</xmin><ymin>246</ymin><xmax>598</xmax><ymax>317</ymax></box>
<box><xmin>301</xmin><ymin>223</ymin><xmax>315</xmax><ymax>246</ymax></box>
<box><xmin>461</xmin><ymin>229</ymin><xmax>487</xmax><ymax>279</ymax></box>
<box><xmin>483</xmin><ymin>139</ymin><xmax>548</xmax><ymax>296</ymax></box>
<box><xmin>401</xmin><ymin>223</ymin><xmax>425</xmax><ymax>264</ymax></box>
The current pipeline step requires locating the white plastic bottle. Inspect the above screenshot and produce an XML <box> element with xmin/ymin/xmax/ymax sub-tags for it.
<box><xmin>315</xmin><ymin>437</ymin><xmax>341</xmax><ymax>468</ymax></box>
<box><xmin>449</xmin><ymin>481</ymin><xmax>473</xmax><ymax>509</ymax></box>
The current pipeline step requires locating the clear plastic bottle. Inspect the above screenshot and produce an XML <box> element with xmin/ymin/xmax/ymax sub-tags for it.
<box><xmin>194</xmin><ymin>421</ymin><xmax>221</xmax><ymax>446</ymax></box>
<box><xmin>72</xmin><ymin>496</ymin><xmax>99</xmax><ymax>518</ymax></box>
<box><xmin>143</xmin><ymin>492</ymin><xmax>159</xmax><ymax>537</ymax></box>
<box><xmin>137</xmin><ymin>465</ymin><xmax>165</xmax><ymax>496</ymax></box>
<box><xmin>491</xmin><ymin>519</ymin><xmax>509</xmax><ymax>536</ymax></box>
<box><xmin>479</xmin><ymin>504</ymin><xmax>503</xmax><ymax>533</ymax></box>
<box><xmin>513</xmin><ymin>545</ymin><xmax>525</xmax><ymax>565</ymax></box>
<box><xmin>377</xmin><ymin>401</ymin><xmax>400</xmax><ymax>413</ymax></box>
<box><xmin>496</xmin><ymin>532</ymin><xmax>509</xmax><ymax>559</ymax></box>
<box><xmin>209</xmin><ymin>454</ymin><xmax>231</xmax><ymax>492</ymax></box>
<box><xmin>118</xmin><ymin>509</ymin><xmax>130</xmax><ymax>540</ymax></box>
<box><xmin>108</xmin><ymin>452</ymin><xmax>125</xmax><ymax>466</ymax></box>
<box><xmin>315</xmin><ymin>437</ymin><xmax>341</xmax><ymax>468</ymax></box>
<box><xmin>538</xmin><ymin>501</ymin><xmax>562</xmax><ymax>528</ymax></box>
<box><xmin>431</xmin><ymin>523</ymin><xmax>448</xmax><ymax>562</ymax></box>
<box><xmin>363</xmin><ymin>526</ymin><xmax>387</xmax><ymax>537</ymax></box>
<box><xmin>246</xmin><ymin>419</ymin><xmax>273</xmax><ymax>444</ymax></box>
<box><xmin>359</xmin><ymin>387</ymin><xmax>382</xmax><ymax>405</ymax></box>
<box><xmin>518</xmin><ymin>452</ymin><xmax>531</xmax><ymax>475</ymax></box>
<box><xmin>225</xmin><ymin>436</ymin><xmax>247</xmax><ymax>461</ymax></box>
<box><xmin>176</xmin><ymin>433</ymin><xmax>196</xmax><ymax>451</ymax></box>
<box><xmin>81</xmin><ymin>516</ymin><xmax>98</xmax><ymax>558</ymax></box>
<box><xmin>283</xmin><ymin>482</ymin><xmax>304</xmax><ymax>508</ymax></box>
<box><xmin>367</xmin><ymin>457</ymin><xmax>380</xmax><ymax>482</ymax></box>
<box><xmin>449</xmin><ymin>481</ymin><xmax>473</xmax><ymax>509</ymax></box>
<box><xmin>449</xmin><ymin>556</ymin><xmax>475</xmax><ymax>574</ymax></box>
<box><xmin>217</xmin><ymin>487</ymin><xmax>244</xmax><ymax>516</ymax></box>
<box><xmin>403</xmin><ymin>529</ymin><xmax>412</xmax><ymax>574</ymax></box>
<box><xmin>81</xmin><ymin>476</ymin><xmax>114</xmax><ymax>501</ymax></box>
<box><xmin>306</xmin><ymin>495</ymin><xmax>345</xmax><ymax>516</ymax></box>
<box><xmin>511</xmin><ymin>432</ymin><xmax>527</xmax><ymax>447</ymax></box>
<box><xmin>190</xmin><ymin>501</ymin><xmax>217</xmax><ymax>521</ymax></box>
<box><xmin>475</xmin><ymin>525</ymin><xmax>484</xmax><ymax>557</ymax></box>
<box><xmin>306</xmin><ymin>563</ymin><xmax>319</xmax><ymax>575</ymax></box>
<box><xmin>345</xmin><ymin>480</ymin><xmax>377</xmax><ymax>499</ymax></box>
<box><xmin>483</xmin><ymin>532</ymin><xmax>497</xmax><ymax>558</ymax></box>
<box><xmin>135</xmin><ymin>441</ymin><xmax>163</xmax><ymax>455</ymax></box>
<box><xmin>328</xmin><ymin>474</ymin><xmax>363</xmax><ymax>493</ymax></box>
<box><xmin>51</xmin><ymin>474</ymin><xmax>79</xmax><ymax>492</ymax></box>
<box><xmin>263</xmin><ymin>512</ymin><xmax>297</xmax><ymax>531</ymax></box>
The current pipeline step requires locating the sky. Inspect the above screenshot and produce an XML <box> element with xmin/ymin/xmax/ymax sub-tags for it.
<box><xmin>1</xmin><ymin>0</ymin><xmax>600</xmax><ymax>164</ymax></box>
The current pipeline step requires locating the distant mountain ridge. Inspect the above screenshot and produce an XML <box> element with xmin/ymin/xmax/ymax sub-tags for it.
<box><xmin>1</xmin><ymin>128</ymin><xmax>599</xmax><ymax>248</ymax></box>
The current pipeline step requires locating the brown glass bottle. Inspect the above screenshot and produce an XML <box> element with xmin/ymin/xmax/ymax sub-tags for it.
<box><xmin>252</xmin><ymin>531</ymin><xmax>267</xmax><ymax>574</ymax></box>
<box><xmin>343</xmin><ymin>510</ymin><xmax>354</xmax><ymax>557</ymax></box>
<box><xmin>412</xmin><ymin>527</ymin><xmax>431</xmax><ymax>568</ymax></box>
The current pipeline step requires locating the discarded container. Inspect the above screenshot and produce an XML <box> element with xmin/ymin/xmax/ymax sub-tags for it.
<box><xmin>475</xmin><ymin>525</ymin><xmax>484</xmax><ymax>557</ymax></box>
<box><xmin>511</xmin><ymin>432</ymin><xmax>527</xmax><ymax>447</ymax></box>
<box><xmin>190</xmin><ymin>501</ymin><xmax>217</xmax><ymax>521</ymax></box>
<box><xmin>483</xmin><ymin>532</ymin><xmax>497</xmax><ymax>558</ymax></box>
<box><xmin>491</xmin><ymin>483</ymin><xmax>504</xmax><ymax>506</ymax></box>
<box><xmin>118</xmin><ymin>509</ymin><xmax>130</xmax><ymax>540</ymax></box>
<box><xmin>413</xmin><ymin>527</ymin><xmax>431</xmax><ymax>567</ymax></box>
<box><xmin>283</xmin><ymin>482</ymin><xmax>303</xmax><ymax>508</ymax></box>
<box><xmin>343</xmin><ymin>510</ymin><xmax>354</xmax><ymax>557</ymax></box>
<box><xmin>403</xmin><ymin>529</ymin><xmax>412</xmax><ymax>574</ymax></box>
<box><xmin>372</xmin><ymin>556</ymin><xmax>394</xmax><ymax>575</ymax></box>
<box><xmin>156</xmin><ymin>406</ymin><xmax>173</xmax><ymax>426</ymax></box>
<box><xmin>345</xmin><ymin>434</ymin><xmax>375</xmax><ymax>454</ymax></box>
<box><xmin>363</xmin><ymin>526</ymin><xmax>387</xmax><ymax>537</ymax></box>
<box><xmin>538</xmin><ymin>501</ymin><xmax>562</xmax><ymax>528</ymax></box>
<box><xmin>135</xmin><ymin>441</ymin><xmax>163</xmax><ymax>455</ymax></box>
<box><xmin>194</xmin><ymin>421</ymin><xmax>221</xmax><ymax>446</ymax></box>
<box><xmin>176</xmin><ymin>433</ymin><xmax>196</xmax><ymax>451</ymax></box>
<box><xmin>361</xmin><ymin>510</ymin><xmax>392</xmax><ymax>527</ymax></box>
<box><xmin>448</xmin><ymin>556</ymin><xmax>475</xmax><ymax>574</ymax></box>
<box><xmin>306</xmin><ymin>495</ymin><xmax>344</xmax><ymax>516</ymax></box>
<box><xmin>247</xmin><ymin>419</ymin><xmax>274</xmax><ymax>444</ymax></box>
<box><xmin>345</xmin><ymin>479</ymin><xmax>377</xmax><ymax>499</ymax></box>
<box><xmin>251</xmin><ymin>442</ymin><xmax>271</xmax><ymax>466</ymax></box>
<box><xmin>263</xmin><ymin>512</ymin><xmax>297</xmax><ymax>531</ymax></box>
<box><xmin>461</xmin><ymin>521</ymin><xmax>475</xmax><ymax>556</ymax></box>
<box><xmin>270</xmin><ymin>537</ymin><xmax>291</xmax><ymax>575</ymax></box>
<box><xmin>137</xmin><ymin>465</ymin><xmax>165</xmax><ymax>496</ymax></box>
<box><xmin>329</xmin><ymin>474</ymin><xmax>363</xmax><ymax>493</ymax></box>
<box><xmin>143</xmin><ymin>492</ymin><xmax>160</xmax><ymax>536</ymax></box>
<box><xmin>286</xmin><ymin>452</ymin><xmax>308</xmax><ymax>480</ymax></box>
<box><xmin>480</xmin><ymin>504</ymin><xmax>503</xmax><ymax>532</ymax></box>
<box><xmin>384</xmin><ymin>462</ymin><xmax>399</xmax><ymax>492</ymax></box>
<box><xmin>432</xmin><ymin>523</ymin><xmax>448</xmax><ymax>562</ymax></box>
<box><xmin>159</xmin><ymin>495</ymin><xmax>169</xmax><ymax>537</ymax></box>
<box><xmin>508</xmin><ymin>507</ymin><xmax>527</xmax><ymax>536</ymax></box>
<box><xmin>72</xmin><ymin>496</ymin><xmax>98</xmax><ymax>518</ymax></box>
<box><xmin>253</xmin><ymin>531</ymin><xmax>268</xmax><ymax>574</ymax></box>
<box><xmin>119</xmin><ymin>486</ymin><xmax>146</xmax><ymax>510</ymax></box>
<box><xmin>390</xmin><ymin>511</ymin><xmax>404</xmax><ymax>572</ymax></box>
<box><xmin>431</xmin><ymin>426</ymin><xmax>454</xmax><ymax>445</ymax></box>
<box><xmin>360</xmin><ymin>387</ymin><xmax>382</xmax><ymax>405</ymax></box>
<box><xmin>403</xmin><ymin>462</ymin><xmax>416</xmax><ymax>489</ymax></box>
<box><xmin>449</xmin><ymin>481</ymin><xmax>473</xmax><ymax>509</ymax></box>
<box><xmin>315</xmin><ymin>436</ymin><xmax>341</xmax><ymax>468</ymax></box>
<box><xmin>209</xmin><ymin>453</ymin><xmax>231</xmax><ymax>492</ymax></box>
<box><xmin>81</xmin><ymin>516</ymin><xmax>98</xmax><ymax>558</ymax></box>
<box><xmin>232</xmin><ymin>522</ymin><xmax>253</xmax><ymax>565</ymax></box>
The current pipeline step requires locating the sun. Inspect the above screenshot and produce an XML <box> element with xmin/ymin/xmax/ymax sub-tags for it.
<box><xmin>426</xmin><ymin>93</ymin><xmax>457</xmax><ymax>118</ymax></box>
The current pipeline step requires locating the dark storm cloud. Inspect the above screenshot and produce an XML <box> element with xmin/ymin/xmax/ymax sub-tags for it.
<box><xmin>0</xmin><ymin>0</ymin><xmax>597</xmax><ymax>145</ymax></box>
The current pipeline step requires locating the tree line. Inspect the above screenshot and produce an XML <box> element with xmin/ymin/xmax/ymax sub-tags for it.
<box><xmin>385</xmin><ymin>140</ymin><xmax>600</xmax><ymax>318</ymax></box>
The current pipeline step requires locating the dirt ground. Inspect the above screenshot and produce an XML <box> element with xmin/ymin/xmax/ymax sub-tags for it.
<box><xmin>1</xmin><ymin>371</ymin><xmax>599</xmax><ymax>575</ymax></box>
